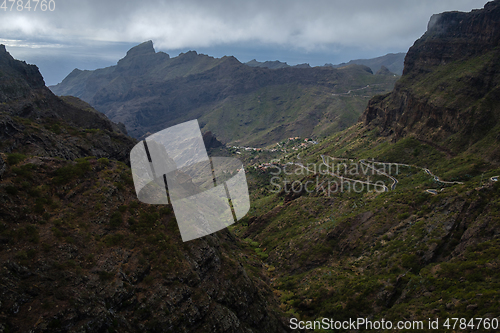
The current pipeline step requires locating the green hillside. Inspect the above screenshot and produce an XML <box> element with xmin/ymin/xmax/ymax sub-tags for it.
<box><xmin>199</xmin><ymin>67</ymin><xmax>397</xmax><ymax>147</ymax></box>
<box><xmin>227</xmin><ymin>1</ymin><xmax>500</xmax><ymax>328</ymax></box>
<box><xmin>231</xmin><ymin>121</ymin><xmax>500</xmax><ymax>328</ymax></box>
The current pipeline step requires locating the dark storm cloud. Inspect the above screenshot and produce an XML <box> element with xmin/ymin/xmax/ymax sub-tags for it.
<box><xmin>0</xmin><ymin>0</ymin><xmax>487</xmax><ymax>51</ymax></box>
<box><xmin>0</xmin><ymin>0</ymin><xmax>488</xmax><ymax>85</ymax></box>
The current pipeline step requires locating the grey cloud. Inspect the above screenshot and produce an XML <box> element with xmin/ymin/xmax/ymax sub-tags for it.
<box><xmin>0</xmin><ymin>0</ymin><xmax>488</xmax><ymax>85</ymax></box>
<box><xmin>0</xmin><ymin>0</ymin><xmax>487</xmax><ymax>51</ymax></box>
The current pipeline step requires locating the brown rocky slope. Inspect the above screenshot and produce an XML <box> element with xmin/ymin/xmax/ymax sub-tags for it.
<box><xmin>0</xmin><ymin>156</ymin><xmax>288</xmax><ymax>332</ymax></box>
<box><xmin>0</xmin><ymin>45</ymin><xmax>135</xmax><ymax>163</ymax></box>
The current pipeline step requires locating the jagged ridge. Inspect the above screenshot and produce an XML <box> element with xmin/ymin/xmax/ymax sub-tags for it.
<box><xmin>0</xmin><ymin>45</ymin><xmax>136</xmax><ymax>163</ymax></box>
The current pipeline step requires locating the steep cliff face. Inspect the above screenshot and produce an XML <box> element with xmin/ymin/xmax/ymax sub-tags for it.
<box><xmin>404</xmin><ymin>1</ymin><xmax>500</xmax><ymax>76</ymax></box>
<box><xmin>0</xmin><ymin>45</ymin><xmax>135</xmax><ymax>163</ymax></box>
<box><xmin>0</xmin><ymin>44</ymin><xmax>45</xmax><ymax>99</ymax></box>
<box><xmin>0</xmin><ymin>45</ymin><xmax>130</xmax><ymax>135</ymax></box>
<box><xmin>361</xmin><ymin>0</ymin><xmax>500</xmax><ymax>162</ymax></box>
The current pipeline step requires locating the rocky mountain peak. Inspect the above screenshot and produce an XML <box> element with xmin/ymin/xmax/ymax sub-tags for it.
<box><xmin>0</xmin><ymin>44</ymin><xmax>45</xmax><ymax>92</ymax></box>
<box><xmin>124</xmin><ymin>40</ymin><xmax>156</xmax><ymax>58</ymax></box>
<box><xmin>180</xmin><ymin>50</ymin><xmax>198</xmax><ymax>57</ymax></box>
<box><xmin>116</xmin><ymin>40</ymin><xmax>170</xmax><ymax>72</ymax></box>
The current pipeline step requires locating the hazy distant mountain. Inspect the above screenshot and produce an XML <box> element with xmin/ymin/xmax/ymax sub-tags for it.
<box><xmin>245</xmin><ymin>59</ymin><xmax>311</xmax><ymax>69</ymax></box>
<box><xmin>245</xmin><ymin>59</ymin><xmax>290</xmax><ymax>69</ymax></box>
<box><xmin>326</xmin><ymin>52</ymin><xmax>406</xmax><ymax>75</ymax></box>
<box><xmin>51</xmin><ymin>41</ymin><xmax>398</xmax><ymax>146</ymax></box>
<box><xmin>246</xmin><ymin>53</ymin><xmax>404</xmax><ymax>74</ymax></box>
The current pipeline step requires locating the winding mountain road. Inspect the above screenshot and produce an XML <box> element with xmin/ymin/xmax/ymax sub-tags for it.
<box><xmin>422</xmin><ymin>168</ymin><xmax>463</xmax><ymax>185</ymax></box>
<box><xmin>291</xmin><ymin>155</ymin><xmax>469</xmax><ymax>194</ymax></box>
<box><xmin>291</xmin><ymin>157</ymin><xmax>388</xmax><ymax>192</ymax></box>
<box><xmin>331</xmin><ymin>84</ymin><xmax>382</xmax><ymax>96</ymax></box>
<box><xmin>359</xmin><ymin>159</ymin><xmax>399</xmax><ymax>190</ymax></box>
<box><xmin>286</xmin><ymin>154</ymin><xmax>496</xmax><ymax>194</ymax></box>
<box><xmin>320</xmin><ymin>155</ymin><xmax>388</xmax><ymax>191</ymax></box>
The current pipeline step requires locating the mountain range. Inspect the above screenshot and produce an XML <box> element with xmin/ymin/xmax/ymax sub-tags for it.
<box><xmin>236</xmin><ymin>0</ymin><xmax>500</xmax><ymax>324</ymax></box>
<box><xmin>50</xmin><ymin>43</ymin><xmax>399</xmax><ymax>147</ymax></box>
<box><xmin>244</xmin><ymin>52</ymin><xmax>405</xmax><ymax>75</ymax></box>
<box><xmin>245</xmin><ymin>59</ymin><xmax>312</xmax><ymax>69</ymax></box>
<box><xmin>2</xmin><ymin>0</ymin><xmax>500</xmax><ymax>331</ymax></box>
<box><xmin>325</xmin><ymin>52</ymin><xmax>406</xmax><ymax>76</ymax></box>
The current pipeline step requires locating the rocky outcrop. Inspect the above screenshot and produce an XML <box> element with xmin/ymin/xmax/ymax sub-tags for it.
<box><xmin>0</xmin><ymin>44</ymin><xmax>128</xmax><ymax>135</ymax></box>
<box><xmin>0</xmin><ymin>46</ymin><xmax>136</xmax><ymax>162</ymax></box>
<box><xmin>0</xmin><ymin>155</ymin><xmax>5</xmax><ymax>178</ymax></box>
<box><xmin>0</xmin><ymin>44</ymin><xmax>45</xmax><ymax>96</ymax></box>
<box><xmin>360</xmin><ymin>0</ymin><xmax>500</xmax><ymax>161</ymax></box>
<box><xmin>123</xmin><ymin>40</ymin><xmax>156</xmax><ymax>58</ymax></box>
<box><xmin>404</xmin><ymin>1</ymin><xmax>500</xmax><ymax>77</ymax></box>
<box><xmin>115</xmin><ymin>40</ymin><xmax>170</xmax><ymax>76</ymax></box>
<box><xmin>202</xmin><ymin>131</ymin><xmax>224</xmax><ymax>150</ymax></box>
<box><xmin>0</xmin><ymin>113</ymin><xmax>135</xmax><ymax>162</ymax></box>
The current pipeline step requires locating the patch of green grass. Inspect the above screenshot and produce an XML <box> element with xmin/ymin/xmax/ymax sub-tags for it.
<box><xmin>53</xmin><ymin>159</ymin><xmax>91</xmax><ymax>184</ymax></box>
<box><xmin>97</xmin><ymin>157</ymin><xmax>110</xmax><ymax>166</ymax></box>
<box><xmin>6</xmin><ymin>153</ymin><xmax>26</xmax><ymax>165</ymax></box>
<box><xmin>49</xmin><ymin>123</ymin><xmax>61</xmax><ymax>134</ymax></box>
<box><xmin>51</xmin><ymin>227</ymin><xmax>63</xmax><ymax>238</ymax></box>
<box><xmin>11</xmin><ymin>163</ymin><xmax>36</xmax><ymax>179</ymax></box>
<box><xmin>109</xmin><ymin>211</ymin><xmax>123</xmax><ymax>228</ymax></box>
<box><xmin>4</xmin><ymin>185</ymin><xmax>18</xmax><ymax>195</ymax></box>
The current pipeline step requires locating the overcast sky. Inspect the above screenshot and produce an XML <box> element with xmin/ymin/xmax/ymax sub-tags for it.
<box><xmin>0</xmin><ymin>0</ymin><xmax>488</xmax><ymax>85</ymax></box>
